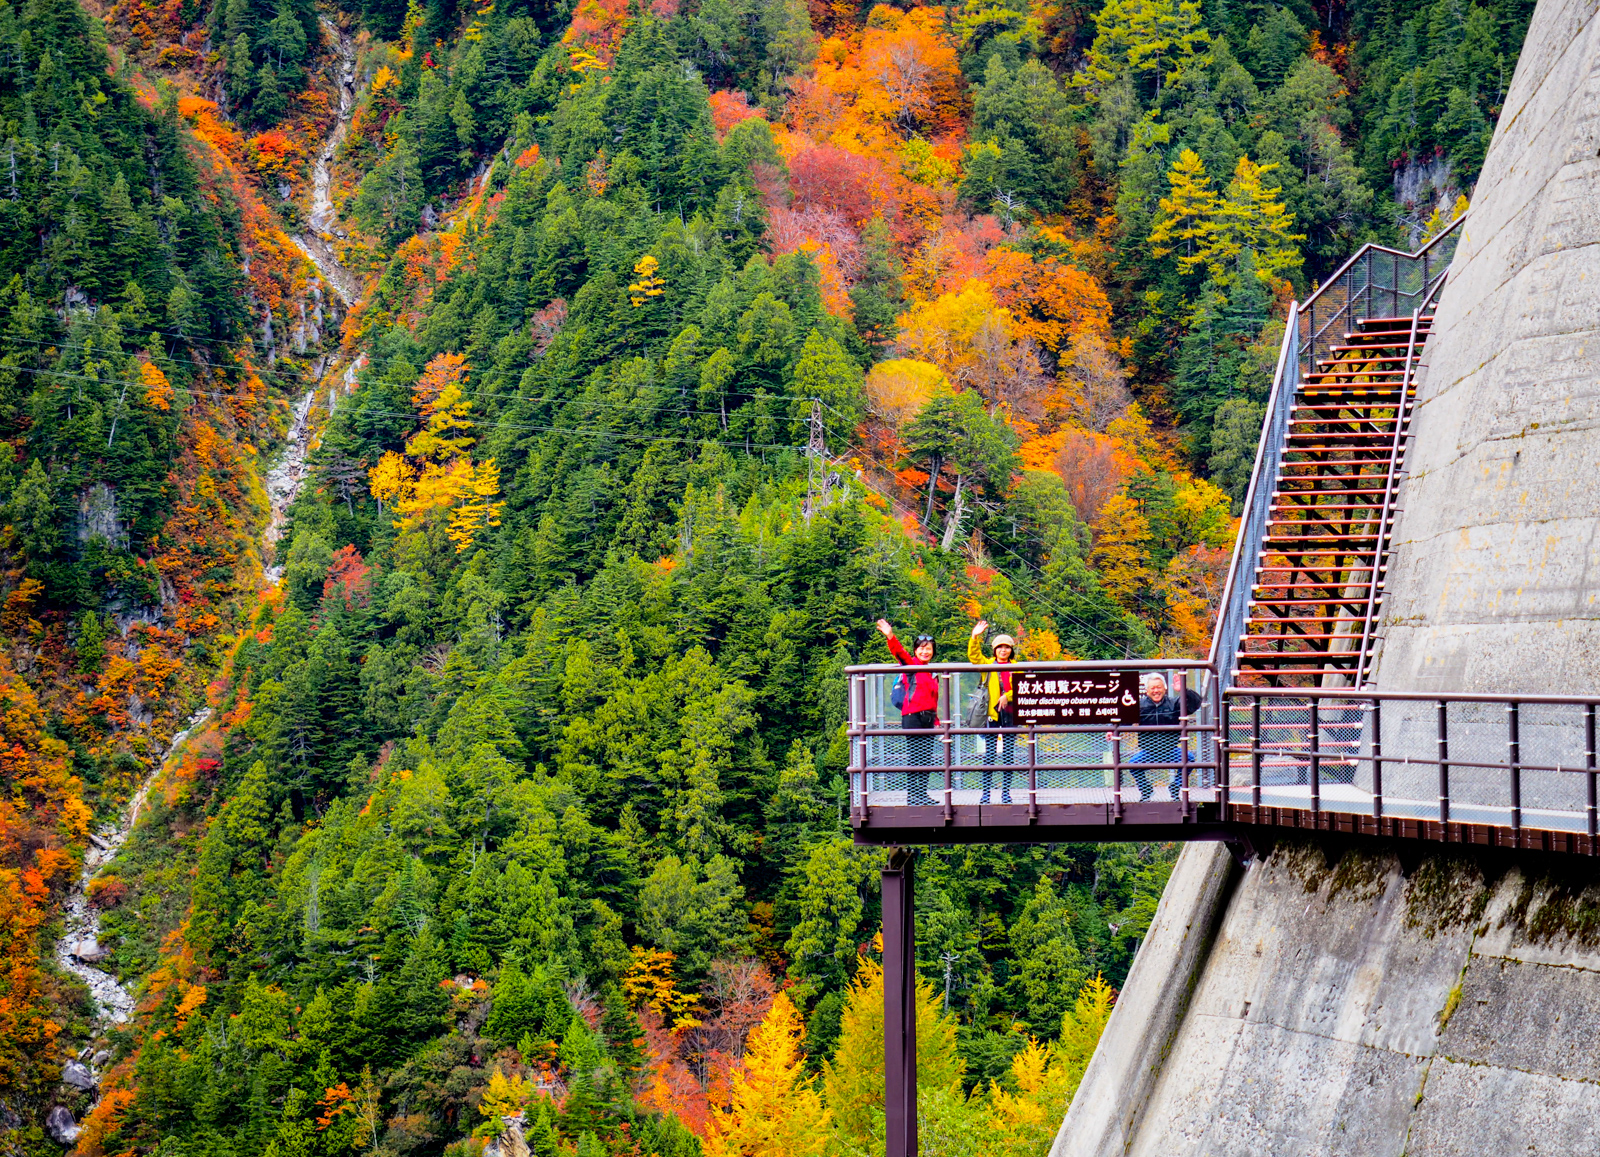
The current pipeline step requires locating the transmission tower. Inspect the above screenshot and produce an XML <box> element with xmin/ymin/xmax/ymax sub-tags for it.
<box><xmin>804</xmin><ymin>398</ymin><xmax>828</xmax><ymax>523</ymax></box>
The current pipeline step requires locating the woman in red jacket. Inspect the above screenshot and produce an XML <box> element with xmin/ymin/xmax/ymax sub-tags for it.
<box><xmin>875</xmin><ymin>619</ymin><xmax>939</xmax><ymax>804</ymax></box>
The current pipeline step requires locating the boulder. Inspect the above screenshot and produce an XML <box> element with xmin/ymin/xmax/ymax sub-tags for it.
<box><xmin>93</xmin><ymin>1050</ymin><xmax>112</xmax><ymax>1067</ymax></box>
<box><xmin>61</xmin><ymin>1061</ymin><xmax>97</xmax><ymax>1090</ymax></box>
<box><xmin>46</xmin><ymin>1106</ymin><xmax>80</xmax><ymax>1144</ymax></box>
<box><xmin>73</xmin><ymin>937</ymin><xmax>108</xmax><ymax>963</ymax></box>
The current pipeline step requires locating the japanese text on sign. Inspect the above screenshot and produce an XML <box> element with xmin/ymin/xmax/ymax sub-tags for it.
<box><xmin>1012</xmin><ymin>671</ymin><xmax>1141</xmax><ymax>725</ymax></box>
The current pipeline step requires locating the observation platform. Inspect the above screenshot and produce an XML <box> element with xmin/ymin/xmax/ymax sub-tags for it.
<box><xmin>847</xmin><ymin>662</ymin><xmax>1600</xmax><ymax>858</ymax></box>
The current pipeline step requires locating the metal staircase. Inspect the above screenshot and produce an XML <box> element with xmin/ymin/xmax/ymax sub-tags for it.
<box><xmin>1212</xmin><ymin>217</ymin><xmax>1465</xmax><ymax>690</ymax></box>
<box><xmin>1234</xmin><ymin>313</ymin><xmax>1432</xmax><ymax>686</ymax></box>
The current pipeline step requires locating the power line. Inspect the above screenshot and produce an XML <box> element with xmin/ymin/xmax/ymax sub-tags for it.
<box><xmin>6</xmin><ymin>362</ymin><xmax>824</xmax><ymax>428</ymax></box>
<box><xmin>4</xmin><ymin>366</ymin><xmax>810</xmax><ymax>453</ymax></box>
<box><xmin>1</xmin><ymin>329</ymin><xmax>867</xmax><ymax>412</ymax></box>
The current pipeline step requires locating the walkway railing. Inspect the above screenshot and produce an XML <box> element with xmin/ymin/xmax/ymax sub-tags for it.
<box><xmin>1225</xmin><ymin>688</ymin><xmax>1600</xmax><ymax>838</ymax></box>
<box><xmin>848</xmin><ymin>660</ymin><xmax>1600</xmax><ymax>853</ymax></box>
<box><xmin>1298</xmin><ymin>217</ymin><xmax>1464</xmax><ymax>377</ymax></box>
<box><xmin>1209</xmin><ymin>216</ymin><xmax>1465</xmax><ymax>690</ymax></box>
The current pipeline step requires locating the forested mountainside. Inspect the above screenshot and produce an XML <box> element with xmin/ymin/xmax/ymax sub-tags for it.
<box><xmin>0</xmin><ymin>0</ymin><xmax>1528</xmax><ymax>1149</ymax></box>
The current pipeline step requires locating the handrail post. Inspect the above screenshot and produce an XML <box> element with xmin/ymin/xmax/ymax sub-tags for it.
<box><xmin>1310</xmin><ymin>698</ymin><xmax>1321</xmax><ymax>815</ymax></box>
<box><xmin>851</xmin><ymin>674</ymin><xmax>866</xmax><ymax>822</ymax></box>
<box><xmin>1371</xmin><ymin>698</ymin><xmax>1384</xmax><ymax>820</ymax></box>
<box><xmin>1251</xmin><ymin>696</ymin><xmax>1262</xmax><ymax>809</ymax></box>
<box><xmin>1112</xmin><ymin>730</ymin><xmax>1124</xmax><ymax>820</ymax></box>
<box><xmin>942</xmin><ymin>725</ymin><xmax>953</xmax><ymax>823</ymax></box>
<box><xmin>1027</xmin><ymin>722</ymin><xmax>1039</xmax><ymax>821</ymax></box>
<box><xmin>1216</xmin><ymin>677</ymin><xmax>1229</xmax><ymax>810</ymax></box>
<box><xmin>1509</xmin><ymin>702</ymin><xmax>1522</xmax><ymax>832</ymax></box>
<box><xmin>1587</xmin><ymin>703</ymin><xmax>1597</xmax><ymax>840</ymax></box>
<box><xmin>1179</xmin><ymin>705</ymin><xmax>1192</xmax><ymax>819</ymax></box>
<box><xmin>1437</xmin><ymin>700</ymin><xmax>1450</xmax><ymax>825</ymax></box>
<box><xmin>940</xmin><ymin>697</ymin><xmax>953</xmax><ymax>816</ymax></box>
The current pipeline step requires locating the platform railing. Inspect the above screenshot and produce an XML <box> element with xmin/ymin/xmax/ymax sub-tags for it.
<box><xmin>848</xmin><ymin>661</ymin><xmax>1222</xmax><ymax>823</ymax></box>
<box><xmin>1225</xmin><ymin>688</ymin><xmax>1600</xmax><ymax>837</ymax></box>
<box><xmin>849</xmin><ymin>662</ymin><xmax>1600</xmax><ymax>844</ymax></box>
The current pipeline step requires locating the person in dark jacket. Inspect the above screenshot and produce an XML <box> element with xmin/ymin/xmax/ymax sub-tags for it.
<box><xmin>1126</xmin><ymin>673</ymin><xmax>1202</xmax><ymax>801</ymax></box>
<box><xmin>876</xmin><ymin>619</ymin><xmax>938</xmax><ymax>804</ymax></box>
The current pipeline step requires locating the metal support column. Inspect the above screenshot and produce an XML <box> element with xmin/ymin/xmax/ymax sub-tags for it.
<box><xmin>1587</xmin><ymin>704</ymin><xmax>1597</xmax><ymax>840</ymax></box>
<box><xmin>1508</xmin><ymin>703</ymin><xmax>1522</xmax><ymax>832</ymax></box>
<box><xmin>883</xmin><ymin>848</ymin><xmax>917</xmax><ymax>1157</ymax></box>
<box><xmin>1309</xmin><ymin>699</ymin><xmax>1321</xmax><ymax>814</ymax></box>
<box><xmin>1251</xmin><ymin>697</ymin><xmax>1262</xmax><ymax>809</ymax></box>
<box><xmin>1437</xmin><ymin>700</ymin><xmax>1450</xmax><ymax>825</ymax></box>
<box><xmin>1371</xmin><ymin>699</ymin><xmax>1384</xmax><ymax>819</ymax></box>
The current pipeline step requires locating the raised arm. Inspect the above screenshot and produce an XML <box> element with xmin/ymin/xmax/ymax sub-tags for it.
<box><xmin>1173</xmin><ymin>674</ymin><xmax>1203</xmax><ymax>715</ymax></box>
<box><xmin>876</xmin><ymin>619</ymin><xmax>913</xmax><ymax>665</ymax></box>
<box><xmin>967</xmin><ymin>619</ymin><xmax>990</xmax><ymax>665</ymax></box>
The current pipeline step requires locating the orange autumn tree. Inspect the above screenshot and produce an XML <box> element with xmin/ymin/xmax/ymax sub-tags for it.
<box><xmin>797</xmin><ymin>6</ymin><xmax>966</xmax><ymax>161</ymax></box>
<box><xmin>983</xmin><ymin>248</ymin><xmax>1114</xmax><ymax>356</ymax></box>
<box><xmin>368</xmin><ymin>352</ymin><xmax>504</xmax><ymax>553</ymax></box>
<box><xmin>0</xmin><ymin>649</ymin><xmax>86</xmax><ymax>1098</ymax></box>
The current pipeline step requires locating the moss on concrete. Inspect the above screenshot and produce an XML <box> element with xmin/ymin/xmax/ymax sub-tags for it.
<box><xmin>1404</xmin><ymin>854</ymin><xmax>1490</xmax><ymax>939</ymax></box>
<box><xmin>1502</xmin><ymin>865</ymin><xmax>1600</xmax><ymax>946</ymax></box>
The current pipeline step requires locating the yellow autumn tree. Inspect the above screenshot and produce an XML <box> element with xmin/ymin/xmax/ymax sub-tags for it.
<box><xmin>621</xmin><ymin>946</ymin><xmax>699</xmax><ymax>1025</ymax></box>
<box><xmin>479</xmin><ymin>1065</ymin><xmax>531</xmax><ymax>1126</ymax></box>
<box><xmin>984</xmin><ymin>975</ymin><xmax>1116</xmax><ymax>1155</ymax></box>
<box><xmin>1421</xmin><ymin>193</ymin><xmax>1469</xmax><ymax>243</ymax></box>
<box><xmin>1149</xmin><ymin>148</ymin><xmax>1217</xmax><ymax>267</ymax></box>
<box><xmin>407</xmin><ymin>352</ymin><xmax>475</xmax><ymax>461</ymax></box>
<box><xmin>628</xmin><ymin>254</ymin><xmax>666</xmax><ymax>306</ymax></box>
<box><xmin>1197</xmin><ymin>156</ymin><xmax>1305</xmax><ymax>285</ymax></box>
<box><xmin>864</xmin><ymin>358</ymin><xmax>947</xmax><ymax>428</ymax></box>
<box><xmin>1090</xmin><ymin>490</ymin><xmax>1156</xmax><ymax>612</ymax></box>
<box><xmin>704</xmin><ymin>991</ymin><xmax>831</xmax><ymax>1157</ymax></box>
<box><xmin>822</xmin><ymin>950</ymin><xmax>963</xmax><ymax>1150</ymax></box>
<box><xmin>367</xmin><ymin>451</ymin><xmax>415</xmax><ymax>518</ymax></box>
<box><xmin>1057</xmin><ymin>973</ymin><xmax>1116</xmax><ymax>1082</ymax></box>
<box><xmin>895</xmin><ymin>281</ymin><xmax>1012</xmax><ymax>387</ymax></box>
<box><xmin>365</xmin><ymin>351</ymin><xmax>503</xmax><ymax>552</ymax></box>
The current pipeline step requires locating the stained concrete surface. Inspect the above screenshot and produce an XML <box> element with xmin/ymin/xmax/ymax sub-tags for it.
<box><xmin>1375</xmin><ymin>0</ymin><xmax>1600</xmax><ymax>693</ymax></box>
<box><xmin>1052</xmin><ymin>838</ymin><xmax>1600</xmax><ymax>1156</ymax></box>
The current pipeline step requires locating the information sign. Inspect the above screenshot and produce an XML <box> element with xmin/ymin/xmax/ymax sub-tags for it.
<box><xmin>1012</xmin><ymin>671</ymin><xmax>1141</xmax><ymax>726</ymax></box>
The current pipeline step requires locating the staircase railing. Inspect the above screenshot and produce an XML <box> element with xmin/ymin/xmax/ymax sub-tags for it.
<box><xmin>1298</xmin><ymin>216</ymin><xmax>1465</xmax><ymax>376</ymax></box>
<box><xmin>1209</xmin><ymin>311</ymin><xmax>1298</xmax><ymax>688</ymax></box>
<box><xmin>1208</xmin><ymin>216</ymin><xmax>1467</xmax><ymax>689</ymax></box>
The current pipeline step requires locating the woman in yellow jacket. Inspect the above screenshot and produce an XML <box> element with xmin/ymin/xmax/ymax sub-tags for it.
<box><xmin>968</xmin><ymin>620</ymin><xmax>1017</xmax><ymax>803</ymax></box>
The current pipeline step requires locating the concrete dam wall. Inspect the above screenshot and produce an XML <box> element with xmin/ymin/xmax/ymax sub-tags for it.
<box><xmin>1375</xmin><ymin>0</ymin><xmax>1600</xmax><ymax>692</ymax></box>
<box><xmin>1052</xmin><ymin>839</ymin><xmax>1600</xmax><ymax>1156</ymax></box>
<box><xmin>1051</xmin><ymin>0</ymin><xmax>1600</xmax><ymax>1150</ymax></box>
